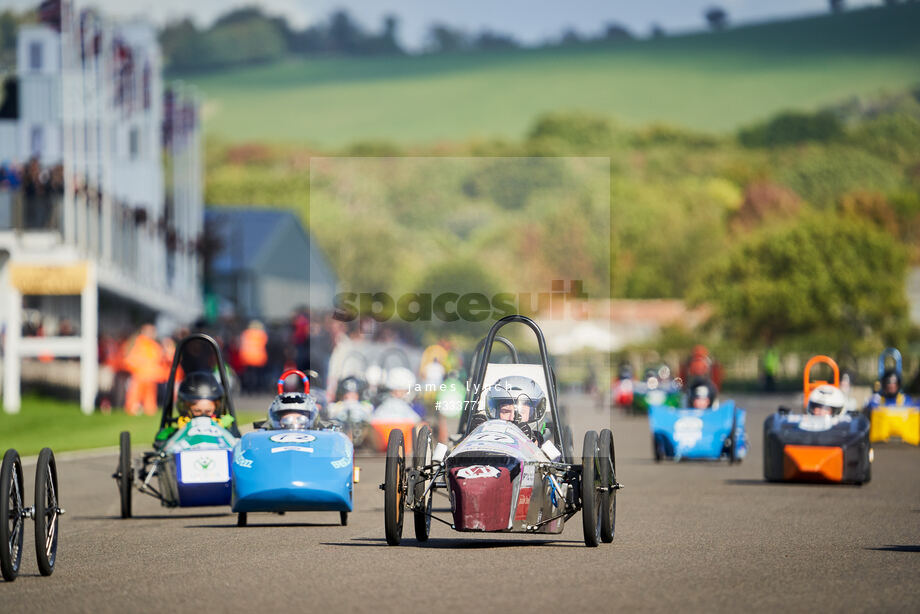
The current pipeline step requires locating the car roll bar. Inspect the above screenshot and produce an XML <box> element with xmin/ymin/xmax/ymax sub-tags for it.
<box><xmin>803</xmin><ymin>355</ymin><xmax>840</xmax><ymax>409</ymax></box>
<box><xmin>468</xmin><ymin>315</ymin><xmax>568</xmax><ymax>460</ymax></box>
<box><xmin>159</xmin><ymin>333</ymin><xmax>240</xmax><ymax>437</ymax></box>
<box><xmin>458</xmin><ymin>335</ymin><xmax>519</xmax><ymax>435</ymax></box>
<box><xmin>877</xmin><ymin>348</ymin><xmax>902</xmax><ymax>380</ymax></box>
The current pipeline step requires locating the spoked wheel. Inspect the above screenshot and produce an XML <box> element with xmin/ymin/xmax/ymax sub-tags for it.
<box><xmin>117</xmin><ymin>431</ymin><xmax>132</xmax><ymax>518</ymax></box>
<box><xmin>340</xmin><ymin>511</ymin><xmax>348</xmax><ymax>526</ymax></box>
<box><xmin>413</xmin><ymin>424</ymin><xmax>433</xmax><ymax>543</ymax></box>
<box><xmin>34</xmin><ymin>448</ymin><xmax>61</xmax><ymax>576</ymax></box>
<box><xmin>598</xmin><ymin>429</ymin><xmax>616</xmax><ymax>544</ymax></box>
<box><xmin>581</xmin><ymin>430</ymin><xmax>601</xmax><ymax>547</ymax></box>
<box><xmin>237</xmin><ymin>512</ymin><xmax>247</xmax><ymax>527</ymax></box>
<box><xmin>384</xmin><ymin>429</ymin><xmax>406</xmax><ymax>546</ymax></box>
<box><xmin>1</xmin><ymin>449</ymin><xmax>25</xmax><ymax>581</ymax></box>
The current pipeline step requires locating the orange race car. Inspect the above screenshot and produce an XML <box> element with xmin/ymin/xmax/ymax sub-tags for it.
<box><xmin>763</xmin><ymin>356</ymin><xmax>872</xmax><ymax>485</ymax></box>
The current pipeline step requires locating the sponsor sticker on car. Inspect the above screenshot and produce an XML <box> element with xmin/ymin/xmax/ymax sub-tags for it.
<box><xmin>270</xmin><ymin>433</ymin><xmax>316</xmax><ymax>443</ymax></box>
<box><xmin>673</xmin><ymin>416</ymin><xmax>704</xmax><ymax>448</ymax></box>
<box><xmin>271</xmin><ymin>446</ymin><xmax>314</xmax><ymax>454</ymax></box>
<box><xmin>456</xmin><ymin>465</ymin><xmax>501</xmax><ymax>479</ymax></box>
<box><xmin>178</xmin><ymin>450</ymin><xmax>230</xmax><ymax>484</ymax></box>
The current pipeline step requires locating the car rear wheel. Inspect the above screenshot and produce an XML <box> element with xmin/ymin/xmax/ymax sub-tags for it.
<box><xmin>728</xmin><ymin>412</ymin><xmax>737</xmax><ymax>465</ymax></box>
<box><xmin>237</xmin><ymin>512</ymin><xmax>247</xmax><ymax>527</ymax></box>
<box><xmin>384</xmin><ymin>429</ymin><xmax>406</xmax><ymax>546</ymax></box>
<box><xmin>598</xmin><ymin>429</ymin><xmax>616</xmax><ymax>544</ymax></box>
<box><xmin>1</xmin><ymin>449</ymin><xmax>25</xmax><ymax>581</ymax></box>
<box><xmin>581</xmin><ymin>430</ymin><xmax>601</xmax><ymax>547</ymax></box>
<box><xmin>117</xmin><ymin>431</ymin><xmax>132</xmax><ymax>518</ymax></box>
<box><xmin>340</xmin><ymin>511</ymin><xmax>348</xmax><ymax>526</ymax></box>
<box><xmin>413</xmin><ymin>425</ymin><xmax>433</xmax><ymax>543</ymax></box>
<box><xmin>34</xmin><ymin>448</ymin><xmax>60</xmax><ymax>576</ymax></box>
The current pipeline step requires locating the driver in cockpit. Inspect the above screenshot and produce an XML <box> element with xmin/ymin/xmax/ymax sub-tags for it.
<box><xmin>470</xmin><ymin>375</ymin><xmax>547</xmax><ymax>445</ymax></box>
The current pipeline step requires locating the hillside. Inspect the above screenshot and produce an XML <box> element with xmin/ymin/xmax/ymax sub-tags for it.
<box><xmin>187</xmin><ymin>4</ymin><xmax>920</xmax><ymax>147</ymax></box>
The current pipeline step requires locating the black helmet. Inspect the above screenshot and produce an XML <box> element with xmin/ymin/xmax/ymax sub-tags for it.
<box><xmin>336</xmin><ymin>376</ymin><xmax>367</xmax><ymax>401</ymax></box>
<box><xmin>177</xmin><ymin>371</ymin><xmax>225</xmax><ymax>417</ymax></box>
<box><xmin>687</xmin><ymin>377</ymin><xmax>716</xmax><ymax>409</ymax></box>
<box><xmin>880</xmin><ymin>369</ymin><xmax>901</xmax><ymax>400</ymax></box>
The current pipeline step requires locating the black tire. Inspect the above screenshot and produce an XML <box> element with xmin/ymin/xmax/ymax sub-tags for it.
<box><xmin>652</xmin><ymin>434</ymin><xmax>663</xmax><ymax>462</ymax></box>
<box><xmin>581</xmin><ymin>430</ymin><xmax>600</xmax><ymax>547</ymax></box>
<box><xmin>34</xmin><ymin>448</ymin><xmax>59</xmax><ymax>576</ymax></box>
<box><xmin>598</xmin><ymin>429</ymin><xmax>616</xmax><ymax>544</ymax></box>
<box><xmin>384</xmin><ymin>429</ymin><xmax>406</xmax><ymax>546</ymax></box>
<box><xmin>413</xmin><ymin>425</ymin><xmax>433</xmax><ymax>543</ymax></box>
<box><xmin>728</xmin><ymin>412</ymin><xmax>737</xmax><ymax>465</ymax></box>
<box><xmin>1</xmin><ymin>449</ymin><xmax>25</xmax><ymax>581</ymax></box>
<box><xmin>340</xmin><ymin>511</ymin><xmax>348</xmax><ymax>526</ymax></box>
<box><xmin>118</xmin><ymin>431</ymin><xmax>132</xmax><ymax>519</ymax></box>
<box><xmin>237</xmin><ymin>512</ymin><xmax>247</xmax><ymax>527</ymax></box>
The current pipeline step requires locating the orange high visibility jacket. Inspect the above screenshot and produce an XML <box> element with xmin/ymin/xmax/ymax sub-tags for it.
<box><xmin>239</xmin><ymin>328</ymin><xmax>268</xmax><ymax>367</ymax></box>
<box><xmin>123</xmin><ymin>334</ymin><xmax>165</xmax><ymax>381</ymax></box>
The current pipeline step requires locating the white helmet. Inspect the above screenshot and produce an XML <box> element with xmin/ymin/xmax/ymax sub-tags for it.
<box><xmin>806</xmin><ymin>384</ymin><xmax>846</xmax><ymax>416</ymax></box>
<box><xmin>386</xmin><ymin>367</ymin><xmax>416</xmax><ymax>392</ymax></box>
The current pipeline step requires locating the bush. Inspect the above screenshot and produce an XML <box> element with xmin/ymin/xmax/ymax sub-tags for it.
<box><xmin>738</xmin><ymin>109</ymin><xmax>844</xmax><ymax>148</ymax></box>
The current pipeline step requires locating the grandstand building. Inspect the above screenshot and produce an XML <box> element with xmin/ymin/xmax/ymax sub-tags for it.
<box><xmin>0</xmin><ymin>1</ymin><xmax>203</xmax><ymax>413</ymax></box>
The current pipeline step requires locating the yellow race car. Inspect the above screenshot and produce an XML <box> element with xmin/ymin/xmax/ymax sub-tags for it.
<box><xmin>866</xmin><ymin>348</ymin><xmax>919</xmax><ymax>445</ymax></box>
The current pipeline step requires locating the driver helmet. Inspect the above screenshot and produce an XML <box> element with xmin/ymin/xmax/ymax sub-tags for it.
<box><xmin>806</xmin><ymin>384</ymin><xmax>846</xmax><ymax>417</ymax></box>
<box><xmin>336</xmin><ymin>375</ymin><xmax>367</xmax><ymax>402</ymax></box>
<box><xmin>268</xmin><ymin>392</ymin><xmax>318</xmax><ymax>430</ymax></box>
<box><xmin>657</xmin><ymin>365</ymin><xmax>671</xmax><ymax>381</ymax></box>
<box><xmin>177</xmin><ymin>372</ymin><xmax>224</xmax><ymax>418</ymax></box>
<box><xmin>688</xmin><ymin>377</ymin><xmax>716</xmax><ymax>409</ymax></box>
<box><xmin>486</xmin><ymin>376</ymin><xmax>547</xmax><ymax>430</ymax></box>
<box><xmin>880</xmin><ymin>369</ymin><xmax>901</xmax><ymax>400</ymax></box>
<box><xmin>386</xmin><ymin>367</ymin><xmax>416</xmax><ymax>398</ymax></box>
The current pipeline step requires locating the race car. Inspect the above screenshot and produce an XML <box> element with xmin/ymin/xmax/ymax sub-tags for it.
<box><xmin>611</xmin><ymin>363</ymin><xmax>635</xmax><ymax>408</ymax></box>
<box><xmin>1</xmin><ymin>447</ymin><xmax>63</xmax><ymax>581</ymax></box>
<box><xmin>866</xmin><ymin>348</ymin><xmax>919</xmax><ymax>445</ymax></box>
<box><xmin>631</xmin><ymin>365</ymin><xmax>681</xmax><ymax>415</ymax></box>
<box><xmin>113</xmin><ymin>334</ymin><xmax>241</xmax><ymax>517</ymax></box>
<box><xmin>763</xmin><ymin>355</ymin><xmax>872</xmax><ymax>485</ymax></box>
<box><xmin>649</xmin><ymin>378</ymin><xmax>747</xmax><ymax>462</ymax></box>
<box><xmin>382</xmin><ymin>314</ymin><xmax>620</xmax><ymax>548</ymax></box>
<box><xmin>231</xmin><ymin>370</ymin><xmax>355</xmax><ymax>527</ymax></box>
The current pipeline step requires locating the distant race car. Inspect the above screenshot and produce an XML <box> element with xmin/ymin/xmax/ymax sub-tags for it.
<box><xmin>611</xmin><ymin>363</ymin><xmax>634</xmax><ymax>408</ymax></box>
<box><xmin>866</xmin><ymin>348</ymin><xmax>919</xmax><ymax>445</ymax></box>
<box><xmin>232</xmin><ymin>370</ymin><xmax>355</xmax><ymax>527</ymax></box>
<box><xmin>113</xmin><ymin>334</ymin><xmax>241</xmax><ymax>517</ymax></box>
<box><xmin>649</xmin><ymin>400</ymin><xmax>747</xmax><ymax>463</ymax></box>
<box><xmin>382</xmin><ymin>315</ymin><xmax>621</xmax><ymax>548</ymax></box>
<box><xmin>631</xmin><ymin>365</ymin><xmax>681</xmax><ymax>415</ymax></box>
<box><xmin>763</xmin><ymin>355</ymin><xmax>872</xmax><ymax>485</ymax></box>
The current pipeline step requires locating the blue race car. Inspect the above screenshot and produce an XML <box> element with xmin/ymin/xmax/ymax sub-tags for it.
<box><xmin>232</xmin><ymin>370</ymin><xmax>355</xmax><ymax>526</ymax></box>
<box><xmin>649</xmin><ymin>379</ymin><xmax>747</xmax><ymax>462</ymax></box>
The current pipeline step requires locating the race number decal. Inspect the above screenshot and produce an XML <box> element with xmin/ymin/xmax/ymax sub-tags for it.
<box><xmin>468</xmin><ymin>432</ymin><xmax>515</xmax><ymax>444</ymax></box>
<box><xmin>270</xmin><ymin>433</ymin><xmax>316</xmax><ymax>443</ymax></box>
<box><xmin>179</xmin><ymin>450</ymin><xmax>230</xmax><ymax>484</ymax></box>
<box><xmin>456</xmin><ymin>465</ymin><xmax>501</xmax><ymax>479</ymax></box>
<box><xmin>673</xmin><ymin>416</ymin><xmax>704</xmax><ymax>448</ymax></box>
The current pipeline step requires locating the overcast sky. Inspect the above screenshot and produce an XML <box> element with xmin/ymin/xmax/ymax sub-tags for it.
<box><xmin>6</xmin><ymin>0</ymin><xmax>884</xmax><ymax>49</ymax></box>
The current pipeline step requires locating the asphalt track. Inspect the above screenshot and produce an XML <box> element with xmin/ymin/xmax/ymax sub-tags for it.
<box><xmin>3</xmin><ymin>393</ymin><xmax>919</xmax><ymax>613</ymax></box>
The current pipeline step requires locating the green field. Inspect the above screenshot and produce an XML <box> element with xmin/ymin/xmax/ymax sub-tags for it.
<box><xmin>0</xmin><ymin>396</ymin><xmax>264</xmax><ymax>457</ymax></box>
<box><xmin>187</xmin><ymin>5</ymin><xmax>920</xmax><ymax>147</ymax></box>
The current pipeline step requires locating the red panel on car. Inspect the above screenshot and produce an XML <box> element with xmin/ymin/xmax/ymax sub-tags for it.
<box><xmin>448</xmin><ymin>465</ymin><xmax>512</xmax><ymax>531</ymax></box>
